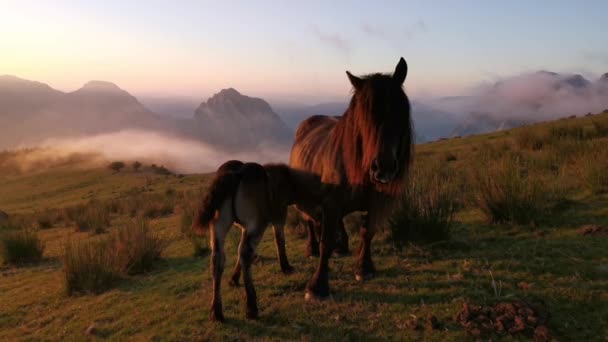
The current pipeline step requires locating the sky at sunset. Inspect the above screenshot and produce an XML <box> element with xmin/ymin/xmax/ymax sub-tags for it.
<box><xmin>2</xmin><ymin>1</ymin><xmax>607</xmax><ymax>102</ymax></box>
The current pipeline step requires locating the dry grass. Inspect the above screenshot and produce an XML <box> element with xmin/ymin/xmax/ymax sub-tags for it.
<box><xmin>63</xmin><ymin>218</ymin><xmax>167</xmax><ymax>294</ymax></box>
<box><xmin>388</xmin><ymin>160</ymin><xmax>458</xmax><ymax>248</ymax></box>
<box><xmin>0</xmin><ymin>228</ymin><xmax>44</xmax><ymax>265</ymax></box>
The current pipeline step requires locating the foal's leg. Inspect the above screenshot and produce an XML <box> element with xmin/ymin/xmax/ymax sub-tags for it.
<box><xmin>272</xmin><ymin>212</ymin><xmax>294</xmax><ymax>274</ymax></box>
<box><xmin>305</xmin><ymin>217</ymin><xmax>320</xmax><ymax>258</ymax></box>
<box><xmin>228</xmin><ymin>229</ymin><xmax>245</xmax><ymax>287</ymax></box>
<box><xmin>305</xmin><ymin>209</ymin><xmax>338</xmax><ymax>300</ymax></box>
<box><xmin>355</xmin><ymin>213</ymin><xmax>376</xmax><ymax>281</ymax></box>
<box><xmin>334</xmin><ymin>218</ymin><xmax>350</xmax><ymax>257</ymax></box>
<box><xmin>240</xmin><ymin>223</ymin><xmax>265</xmax><ymax>319</ymax></box>
<box><xmin>209</xmin><ymin>206</ymin><xmax>232</xmax><ymax>321</ymax></box>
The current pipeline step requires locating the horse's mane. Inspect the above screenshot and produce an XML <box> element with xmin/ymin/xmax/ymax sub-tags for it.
<box><xmin>330</xmin><ymin>73</ymin><xmax>413</xmax><ymax>196</ymax></box>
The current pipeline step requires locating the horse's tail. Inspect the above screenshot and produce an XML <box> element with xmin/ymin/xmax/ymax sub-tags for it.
<box><xmin>192</xmin><ymin>171</ymin><xmax>241</xmax><ymax>234</ymax></box>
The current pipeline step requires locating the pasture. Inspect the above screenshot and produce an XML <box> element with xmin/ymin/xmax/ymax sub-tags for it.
<box><xmin>1</xmin><ymin>112</ymin><xmax>608</xmax><ymax>341</ymax></box>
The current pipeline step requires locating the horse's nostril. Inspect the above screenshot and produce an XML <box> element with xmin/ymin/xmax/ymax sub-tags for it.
<box><xmin>371</xmin><ymin>159</ymin><xmax>379</xmax><ymax>172</ymax></box>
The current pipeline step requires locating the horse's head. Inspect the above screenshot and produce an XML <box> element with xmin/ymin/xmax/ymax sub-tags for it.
<box><xmin>345</xmin><ymin>57</ymin><xmax>412</xmax><ymax>187</ymax></box>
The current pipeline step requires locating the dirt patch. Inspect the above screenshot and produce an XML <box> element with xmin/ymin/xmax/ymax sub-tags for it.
<box><xmin>455</xmin><ymin>301</ymin><xmax>550</xmax><ymax>341</ymax></box>
<box><xmin>577</xmin><ymin>225</ymin><xmax>608</xmax><ymax>236</ymax></box>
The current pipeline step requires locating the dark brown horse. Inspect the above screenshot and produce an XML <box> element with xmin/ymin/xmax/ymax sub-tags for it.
<box><xmin>290</xmin><ymin>57</ymin><xmax>413</xmax><ymax>299</ymax></box>
<box><xmin>193</xmin><ymin>160</ymin><xmax>328</xmax><ymax>321</ymax></box>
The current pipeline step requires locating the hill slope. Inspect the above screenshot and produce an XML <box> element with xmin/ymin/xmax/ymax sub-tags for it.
<box><xmin>1</xmin><ymin>112</ymin><xmax>607</xmax><ymax>340</ymax></box>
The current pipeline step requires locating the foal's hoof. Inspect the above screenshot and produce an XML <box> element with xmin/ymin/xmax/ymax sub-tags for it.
<box><xmin>228</xmin><ymin>278</ymin><xmax>240</xmax><ymax>287</ymax></box>
<box><xmin>304</xmin><ymin>290</ymin><xmax>330</xmax><ymax>302</ymax></box>
<box><xmin>333</xmin><ymin>249</ymin><xmax>351</xmax><ymax>258</ymax></box>
<box><xmin>355</xmin><ymin>272</ymin><xmax>375</xmax><ymax>282</ymax></box>
<box><xmin>246</xmin><ymin>308</ymin><xmax>259</xmax><ymax>320</ymax></box>
<box><xmin>209</xmin><ymin>310</ymin><xmax>225</xmax><ymax>322</ymax></box>
<box><xmin>281</xmin><ymin>265</ymin><xmax>295</xmax><ymax>275</ymax></box>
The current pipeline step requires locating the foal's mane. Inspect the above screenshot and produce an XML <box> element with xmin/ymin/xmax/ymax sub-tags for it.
<box><xmin>264</xmin><ymin>163</ymin><xmax>324</xmax><ymax>206</ymax></box>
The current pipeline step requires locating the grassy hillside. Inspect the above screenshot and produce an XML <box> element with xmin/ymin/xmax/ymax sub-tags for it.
<box><xmin>1</xmin><ymin>113</ymin><xmax>608</xmax><ymax>341</ymax></box>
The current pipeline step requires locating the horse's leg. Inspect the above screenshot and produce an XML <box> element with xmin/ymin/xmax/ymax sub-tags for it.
<box><xmin>334</xmin><ymin>218</ymin><xmax>350</xmax><ymax>257</ymax></box>
<box><xmin>305</xmin><ymin>217</ymin><xmax>320</xmax><ymax>258</ymax></box>
<box><xmin>305</xmin><ymin>209</ymin><xmax>337</xmax><ymax>300</ymax></box>
<box><xmin>272</xmin><ymin>211</ymin><xmax>294</xmax><ymax>274</ymax></box>
<box><xmin>240</xmin><ymin>223</ymin><xmax>265</xmax><ymax>319</ymax></box>
<box><xmin>355</xmin><ymin>213</ymin><xmax>376</xmax><ymax>281</ymax></box>
<box><xmin>209</xmin><ymin>205</ymin><xmax>232</xmax><ymax>322</ymax></box>
<box><xmin>228</xmin><ymin>229</ymin><xmax>245</xmax><ymax>287</ymax></box>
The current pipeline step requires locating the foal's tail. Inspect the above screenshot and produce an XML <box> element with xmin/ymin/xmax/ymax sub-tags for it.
<box><xmin>193</xmin><ymin>171</ymin><xmax>241</xmax><ymax>234</ymax></box>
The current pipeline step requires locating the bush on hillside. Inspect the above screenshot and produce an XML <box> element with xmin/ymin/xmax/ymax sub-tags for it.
<box><xmin>63</xmin><ymin>218</ymin><xmax>167</xmax><ymax>295</ymax></box>
<box><xmin>475</xmin><ymin>156</ymin><xmax>563</xmax><ymax>225</ymax></box>
<box><xmin>0</xmin><ymin>229</ymin><xmax>44</xmax><ymax>265</ymax></box>
<box><xmin>388</xmin><ymin>161</ymin><xmax>458</xmax><ymax>249</ymax></box>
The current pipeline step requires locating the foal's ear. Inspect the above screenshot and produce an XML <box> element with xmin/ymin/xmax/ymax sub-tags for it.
<box><xmin>346</xmin><ymin>71</ymin><xmax>364</xmax><ymax>90</ymax></box>
<box><xmin>393</xmin><ymin>57</ymin><xmax>408</xmax><ymax>85</ymax></box>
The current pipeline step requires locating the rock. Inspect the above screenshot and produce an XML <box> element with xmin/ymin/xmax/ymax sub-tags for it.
<box><xmin>85</xmin><ymin>323</ymin><xmax>98</xmax><ymax>336</ymax></box>
<box><xmin>0</xmin><ymin>210</ymin><xmax>9</xmax><ymax>224</ymax></box>
<box><xmin>577</xmin><ymin>224</ymin><xmax>608</xmax><ymax>236</ymax></box>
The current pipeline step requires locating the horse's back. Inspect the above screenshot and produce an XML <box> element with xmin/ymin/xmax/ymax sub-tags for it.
<box><xmin>290</xmin><ymin>115</ymin><xmax>338</xmax><ymax>175</ymax></box>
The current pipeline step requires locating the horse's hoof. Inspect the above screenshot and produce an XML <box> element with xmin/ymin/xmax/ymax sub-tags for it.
<box><xmin>228</xmin><ymin>279</ymin><xmax>240</xmax><ymax>287</ymax></box>
<box><xmin>209</xmin><ymin>310</ymin><xmax>225</xmax><ymax>322</ymax></box>
<box><xmin>355</xmin><ymin>272</ymin><xmax>375</xmax><ymax>282</ymax></box>
<box><xmin>333</xmin><ymin>250</ymin><xmax>351</xmax><ymax>258</ymax></box>
<box><xmin>246</xmin><ymin>309</ymin><xmax>259</xmax><ymax>320</ymax></box>
<box><xmin>281</xmin><ymin>265</ymin><xmax>295</xmax><ymax>274</ymax></box>
<box><xmin>304</xmin><ymin>290</ymin><xmax>330</xmax><ymax>302</ymax></box>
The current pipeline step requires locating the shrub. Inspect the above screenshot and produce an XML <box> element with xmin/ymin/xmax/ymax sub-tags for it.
<box><xmin>68</xmin><ymin>202</ymin><xmax>111</xmax><ymax>234</ymax></box>
<box><xmin>109</xmin><ymin>161</ymin><xmax>126</xmax><ymax>173</ymax></box>
<box><xmin>180</xmin><ymin>209</ymin><xmax>208</xmax><ymax>257</ymax></box>
<box><xmin>475</xmin><ymin>157</ymin><xmax>563</xmax><ymax>225</ymax></box>
<box><xmin>111</xmin><ymin>219</ymin><xmax>167</xmax><ymax>274</ymax></box>
<box><xmin>63</xmin><ymin>238</ymin><xmax>118</xmax><ymax>295</ymax></box>
<box><xmin>592</xmin><ymin>119</ymin><xmax>608</xmax><ymax>138</ymax></box>
<box><xmin>516</xmin><ymin>128</ymin><xmax>546</xmax><ymax>150</ymax></box>
<box><xmin>445</xmin><ymin>152</ymin><xmax>458</xmax><ymax>162</ymax></box>
<box><xmin>133</xmin><ymin>161</ymin><xmax>142</xmax><ymax>172</ymax></box>
<box><xmin>579</xmin><ymin>149</ymin><xmax>608</xmax><ymax>195</ymax></box>
<box><xmin>142</xmin><ymin>199</ymin><xmax>174</xmax><ymax>219</ymax></box>
<box><xmin>63</xmin><ymin>218</ymin><xmax>167</xmax><ymax>295</ymax></box>
<box><xmin>0</xmin><ymin>229</ymin><xmax>44</xmax><ymax>265</ymax></box>
<box><xmin>388</xmin><ymin>162</ymin><xmax>458</xmax><ymax>249</ymax></box>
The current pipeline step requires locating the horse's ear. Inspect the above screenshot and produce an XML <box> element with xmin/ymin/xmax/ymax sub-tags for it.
<box><xmin>346</xmin><ymin>71</ymin><xmax>364</xmax><ymax>90</ymax></box>
<box><xmin>393</xmin><ymin>57</ymin><xmax>408</xmax><ymax>85</ymax></box>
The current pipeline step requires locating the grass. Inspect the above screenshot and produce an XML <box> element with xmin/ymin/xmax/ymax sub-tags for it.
<box><xmin>63</xmin><ymin>218</ymin><xmax>167</xmax><ymax>295</ymax></box>
<box><xmin>63</xmin><ymin>238</ymin><xmax>119</xmax><ymax>295</ymax></box>
<box><xmin>388</xmin><ymin>160</ymin><xmax>458</xmax><ymax>247</ymax></box>
<box><xmin>1</xmin><ymin>113</ymin><xmax>608</xmax><ymax>340</ymax></box>
<box><xmin>475</xmin><ymin>156</ymin><xmax>564</xmax><ymax>225</ymax></box>
<box><xmin>0</xmin><ymin>229</ymin><xmax>44</xmax><ymax>265</ymax></box>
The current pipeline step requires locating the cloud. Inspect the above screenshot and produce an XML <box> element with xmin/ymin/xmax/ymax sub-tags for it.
<box><xmin>403</xmin><ymin>20</ymin><xmax>427</xmax><ymax>40</ymax></box>
<box><xmin>33</xmin><ymin>130</ymin><xmax>290</xmax><ymax>173</ymax></box>
<box><xmin>582</xmin><ymin>50</ymin><xmax>608</xmax><ymax>66</ymax></box>
<box><xmin>313</xmin><ymin>27</ymin><xmax>352</xmax><ymax>56</ymax></box>
<box><xmin>360</xmin><ymin>23</ymin><xmax>387</xmax><ymax>38</ymax></box>
<box><xmin>427</xmin><ymin>71</ymin><xmax>608</xmax><ymax>124</ymax></box>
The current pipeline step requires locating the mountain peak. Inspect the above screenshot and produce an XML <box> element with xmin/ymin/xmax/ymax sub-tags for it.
<box><xmin>536</xmin><ymin>70</ymin><xmax>559</xmax><ymax>77</ymax></box>
<box><xmin>562</xmin><ymin>74</ymin><xmax>590</xmax><ymax>88</ymax></box>
<box><xmin>217</xmin><ymin>88</ymin><xmax>241</xmax><ymax>97</ymax></box>
<box><xmin>81</xmin><ymin>80</ymin><xmax>123</xmax><ymax>92</ymax></box>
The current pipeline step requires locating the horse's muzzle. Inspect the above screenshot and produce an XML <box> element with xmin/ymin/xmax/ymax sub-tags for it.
<box><xmin>370</xmin><ymin>158</ymin><xmax>398</xmax><ymax>184</ymax></box>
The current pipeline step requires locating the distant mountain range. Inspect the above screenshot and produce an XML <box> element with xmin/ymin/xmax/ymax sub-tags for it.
<box><xmin>1</xmin><ymin>70</ymin><xmax>607</xmax><ymax>150</ymax></box>
<box><xmin>0</xmin><ymin>76</ymin><xmax>292</xmax><ymax>150</ymax></box>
